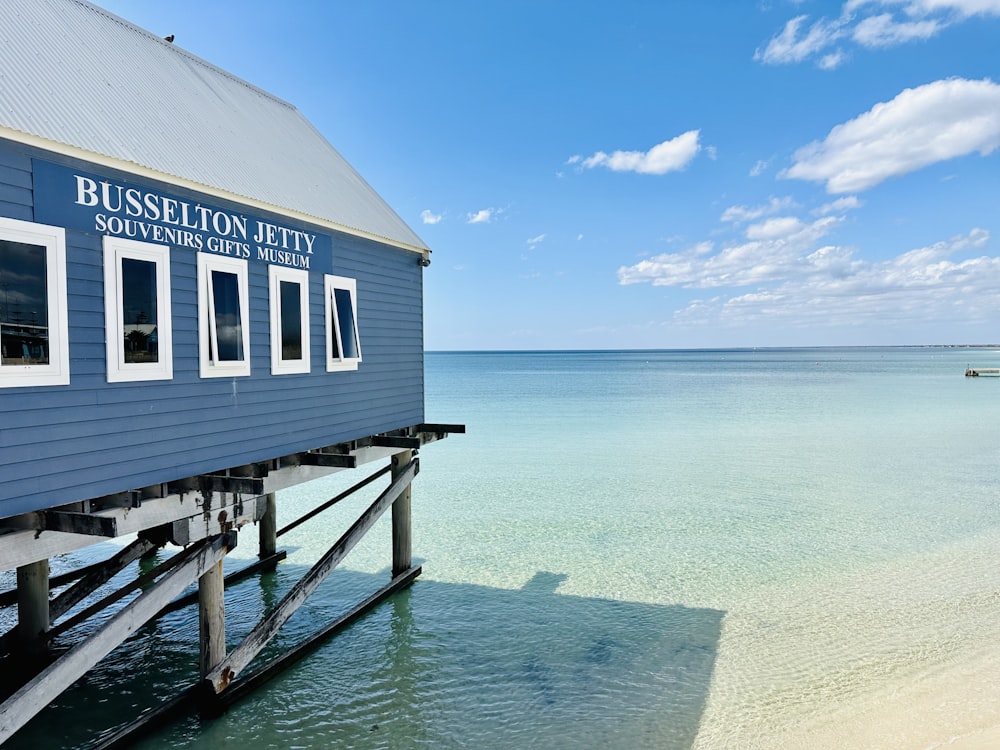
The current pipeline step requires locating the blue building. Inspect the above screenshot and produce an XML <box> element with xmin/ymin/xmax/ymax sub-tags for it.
<box><xmin>0</xmin><ymin>1</ymin><xmax>457</xmax><ymax>740</ymax></box>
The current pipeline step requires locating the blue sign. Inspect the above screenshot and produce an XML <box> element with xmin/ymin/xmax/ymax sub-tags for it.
<box><xmin>32</xmin><ymin>159</ymin><xmax>332</xmax><ymax>273</ymax></box>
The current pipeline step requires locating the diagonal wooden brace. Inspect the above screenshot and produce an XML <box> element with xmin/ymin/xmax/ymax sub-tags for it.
<box><xmin>201</xmin><ymin>458</ymin><xmax>417</xmax><ymax>696</ymax></box>
<box><xmin>0</xmin><ymin>533</ymin><xmax>235</xmax><ymax>745</ymax></box>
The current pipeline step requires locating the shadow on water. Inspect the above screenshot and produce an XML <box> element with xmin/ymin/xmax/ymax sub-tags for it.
<box><xmin>3</xmin><ymin>563</ymin><xmax>724</xmax><ymax>750</ymax></box>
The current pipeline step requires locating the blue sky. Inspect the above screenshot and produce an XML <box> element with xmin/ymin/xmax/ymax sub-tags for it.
<box><xmin>90</xmin><ymin>0</ymin><xmax>1000</xmax><ymax>349</ymax></box>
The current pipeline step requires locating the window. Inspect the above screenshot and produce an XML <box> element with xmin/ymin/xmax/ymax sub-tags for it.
<box><xmin>324</xmin><ymin>275</ymin><xmax>361</xmax><ymax>372</ymax></box>
<box><xmin>268</xmin><ymin>265</ymin><xmax>310</xmax><ymax>375</ymax></box>
<box><xmin>103</xmin><ymin>237</ymin><xmax>172</xmax><ymax>382</ymax></box>
<box><xmin>198</xmin><ymin>253</ymin><xmax>250</xmax><ymax>378</ymax></box>
<box><xmin>0</xmin><ymin>217</ymin><xmax>69</xmax><ymax>388</ymax></box>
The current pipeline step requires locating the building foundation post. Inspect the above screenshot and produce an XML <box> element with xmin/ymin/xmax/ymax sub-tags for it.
<box><xmin>16</xmin><ymin>559</ymin><xmax>50</xmax><ymax>659</ymax></box>
<box><xmin>391</xmin><ymin>451</ymin><xmax>413</xmax><ymax>577</ymax></box>
<box><xmin>258</xmin><ymin>492</ymin><xmax>277</xmax><ymax>559</ymax></box>
<box><xmin>198</xmin><ymin>559</ymin><xmax>226</xmax><ymax>679</ymax></box>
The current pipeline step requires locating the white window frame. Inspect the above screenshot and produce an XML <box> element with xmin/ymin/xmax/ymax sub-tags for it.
<box><xmin>0</xmin><ymin>217</ymin><xmax>70</xmax><ymax>388</ymax></box>
<box><xmin>198</xmin><ymin>253</ymin><xmax>251</xmax><ymax>378</ymax></box>
<box><xmin>324</xmin><ymin>275</ymin><xmax>361</xmax><ymax>372</ymax></box>
<box><xmin>268</xmin><ymin>265</ymin><xmax>311</xmax><ymax>375</ymax></box>
<box><xmin>103</xmin><ymin>236</ymin><xmax>172</xmax><ymax>382</ymax></box>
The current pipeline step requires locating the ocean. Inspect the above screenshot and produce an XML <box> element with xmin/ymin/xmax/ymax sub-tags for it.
<box><xmin>5</xmin><ymin>347</ymin><xmax>1000</xmax><ymax>748</ymax></box>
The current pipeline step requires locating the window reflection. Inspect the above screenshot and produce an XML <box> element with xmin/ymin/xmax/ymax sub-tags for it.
<box><xmin>334</xmin><ymin>287</ymin><xmax>358</xmax><ymax>359</ymax></box>
<box><xmin>121</xmin><ymin>257</ymin><xmax>158</xmax><ymax>364</ymax></box>
<box><xmin>279</xmin><ymin>279</ymin><xmax>302</xmax><ymax>360</ymax></box>
<box><xmin>0</xmin><ymin>239</ymin><xmax>49</xmax><ymax>365</ymax></box>
<box><xmin>211</xmin><ymin>269</ymin><xmax>244</xmax><ymax>362</ymax></box>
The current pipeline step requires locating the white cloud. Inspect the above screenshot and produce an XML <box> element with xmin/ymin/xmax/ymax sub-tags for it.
<box><xmin>527</xmin><ymin>233</ymin><xmax>546</xmax><ymax>248</ymax></box>
<box><xmin>745</xmin><ymin>216</ymin><xmax>810</xmax><ymax>241</ymax></box>
<box><xmin>420</xmin><ymin>209</ymin><xmax>443</xmax><ymax>225</ymax></box>
<box><xmin>691</xmin><ymin>241</ymin><xmax>714</xmax><ymax>256</ymax></box>
<box><xmin>721</xmin><ymin>196</ymin><xmax>797</xmax><ymax>224</ymax></box>
<box><xmin>818</xmin><ymin>50</ymin><xmax>847</xmax><ymax>69</ymax></box>
<box><xmin>618</xmin><ymin>215</ymin><xmax>842</xmax><ymax>288</ymax></box>
<box><xmin>882</xmin><ymin>0</ymin><xmax>1000</xmax><ymax>16</ymax></box>
<box><xmin>749</xmin><ymin>159</ymin><xmax>771</xmax><ymax>177</ymax></box>
<box><xmin>574</xmin><ymin>131</ymin><xmax>702</xmax><ymax>175</ymax></box>
<box><xmin>813</xmin><ymin>196</ymin><xmax>863</xmax><ymax>215</ymax></box>
<box><xmin>672</xmin><ymin>228</ymin><xmax>996</xmax><ymax>328</ymax></box>
<box><xmin>782</xmin><ymin>78</ymin><xmax>1000</xmax><ymax>193</ymax></box>
<box><xmin>467</xmin><ymin>208</ymin><xmax>495</xmax><ymax>224</ymax></box>
<box><xmin>852</xmin><ymin>13</ymin><xmax>943</xmax><ymax>46</ymax></box>
<box><xmin>620</xmin><ymin>187</ymin><xmax>996</xmax><ymax>331</ymax></box>
<box><xmin>755</xmin><ymin>15</ymin><xmax>844</xmax><ymax>65</ymax></box>
<box><xmin>758</xmin><ymin>1</ymin><xmax>1000</xmax><ymax>66</ymax></box>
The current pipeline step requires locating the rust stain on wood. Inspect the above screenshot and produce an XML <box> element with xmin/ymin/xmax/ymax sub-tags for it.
<box><xmin>218</xmin><ymin>666</ymin><xmax>236</xmax><ymax>692</ymax></box>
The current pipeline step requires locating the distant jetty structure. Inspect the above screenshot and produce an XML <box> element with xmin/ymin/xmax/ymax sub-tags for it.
<box><xmin>0</xmin><ymin>0</ymin><xmax>461</xmax><ymax>743</ymax></box>
<box><xmin>965</xmin><ymin>367</ymin><xmax>1000</xmax><ymax>376</ymax></box>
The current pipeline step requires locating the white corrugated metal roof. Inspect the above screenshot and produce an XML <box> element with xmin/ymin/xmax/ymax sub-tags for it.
<box><xmin>0</xmin><ymin>0</ymin><xmax>429</xmax><ymax>252</ymax></box>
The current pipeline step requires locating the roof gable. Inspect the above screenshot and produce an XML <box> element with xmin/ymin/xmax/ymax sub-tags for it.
<box><xmin>0</xmin><ymin>0</ymin><xmax>428</xmax><ymax>252</ymax></box>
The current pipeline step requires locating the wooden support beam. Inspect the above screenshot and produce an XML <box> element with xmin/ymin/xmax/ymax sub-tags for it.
<box><xmin>213</xmin><ymin>565</ymin><xmax>422</xmax><ymax>713</ymax></box>
<box><xmin>93</xmin><ymin>491</ymin><xmax>143</xmax><ymax>510</ymax></box>
<box><xmin>166</xmin><ymin>493</ymin><xmax>267</xmax><ymax>547</ymax></box>
<box><xmin>167</xmin><ymin>475</ymin><xmax>265</xmax><ymax>497</ymax></box>
<box><xmin>276</xmin><ymin>464</ymin><xmax>391</xmax><ymax>538</ymax></box>
<box><xmin>0</xmin><ymin>541</ymin><xmax>159</xmax><ymax>611</ymax></box>
<box><xmin>0</xmin><ymin>533</ymin><xmax>235</xmax><ymax>745</ymax></box>
<box><xmin>229</xmin><ymin>462</ymin><xmax>271</xmax><ymax>479</ymax></box>
<box><xmin>92</xmin><ymin>484</ymin><xmax>169</xmax><ymax>510</ymax></box>
<box><xmin>370</xmin><ymin>435</ymin><xmax>421</xmax><ymax>450</ymax></box>
<box><xmin>157</xmin><ymin>551</ymin><xmax>286</xmax><ymax>618</ymax></box>
<box><xmin>94</xmin><ymin>565</ymin><xmax>421</xmax><ymax>747</ymax></box>
<box><xmin>0</xmin><ymin>421</ymin><xmax>454</xmax><ymax>573</ymax></box>
<box><xmin>417</xmin><ymin>423</ymin><xmax>466</xmax><ymax>434</ymax></box>
<box><xmin>296</xmin><ymin>452</ymin><xmax>357</xmax><ymax>468</ymax></box>
<box><xmin>44</xmin><ymin>539</ymin><xmax>214</xmax><ymax>644</ymax></box>
<box><xmin>198</xmin><ymin>561</ymin><xmax>226</xmax><ymax>679</ymax></box>
<box><xmin>0</xmin><ymin>492</ymin><xmax>267</xmax><ymax>572</ymax></box>
<box><xmin>49</xmin><ymin>538</ymin><xmax>159</xmax><ymax>623</ymax></box>
<box><xmin>224</xmin><ymin>475</ymin><xmax>265</xmax><ymax>495</ymax></box>
<box><xmin>391</xmin><ymin>451</ymin><xmax>413</xmax><ymax>577</ymax></box>
<box><xmin>40</xmin><ymin>511</ymin><xmax>118</xmax><ymax>538</ymax></box>
<box><xmin>1</xmin><ymin>560</ymin><xmax>97</xmax><ymax>609</ymax></box>
<box><xmin>201</xmin><ymin>458</ymin><xmax>417</xmax><ymax>696</ymax></box>
<box><xmin>258</xmin><ymin>493</ymin><xmax>277</xmax><ymax>559</ymax></box>
<box><xmin>200</xmin><ymin>475</ymin><xmax>265</xmax><ymax>496</ymax></box>
<box><xmin>15</xmin><ymin>561</ymin><xmax>49</xmax><ymax>658</ymax></box>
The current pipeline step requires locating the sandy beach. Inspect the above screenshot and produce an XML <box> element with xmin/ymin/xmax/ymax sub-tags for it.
<box><xmin>739</xmin><ymin>646</ymin><xmax>1000</xmax><ymax>750</ymax></box>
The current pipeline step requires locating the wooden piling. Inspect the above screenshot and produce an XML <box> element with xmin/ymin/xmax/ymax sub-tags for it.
<box><xmin>258</xmin><ymin>493</ymin><xmax>277</xmax><ymax>559</ymax></box>
<box><xmin>15</xmin><ymin>560</ymin><xmax>49</xmax><ymax>658</ymax></box>
<box><xmin>391</xmin><ymin>451</ymin><xmax>413</xmax><ymax>577</ymax></box>
<box><xmin>198</xmin><ymin>560</ymin><xmax>226</xmax><ymax>679</ymax></box>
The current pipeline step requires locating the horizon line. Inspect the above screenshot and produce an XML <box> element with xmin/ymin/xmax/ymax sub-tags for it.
<box><xmin>424</xmin><ymin>343</ymin><xmax>1000</xmax><ymax>354</ymax></box>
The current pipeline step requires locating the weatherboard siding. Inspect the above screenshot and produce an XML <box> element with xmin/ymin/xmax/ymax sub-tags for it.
<box><xmin>0</xmin><ymin>149</ymin><xmax>31</xmax><ymax>223</ymax></box>
<box><xmin>0</xmin><ymin>139</ymin><xmax>424</xmax><ymax>518</ymax></box>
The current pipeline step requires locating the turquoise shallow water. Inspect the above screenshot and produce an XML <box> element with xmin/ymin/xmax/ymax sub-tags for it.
<box><xmin>5</xmin><ymin>347</ymin><xmax>1000</xmax><ymax>748</ymax></box>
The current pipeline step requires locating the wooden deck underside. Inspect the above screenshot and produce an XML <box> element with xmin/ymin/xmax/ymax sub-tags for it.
<box><xmin>0</xmin><ymin>424</ymin><xmax>461</xmax><ymax>572</ymax></box>
<box><xmin>0</xmin><ymin>423</ymin><xmax>463</xmax><ymax>746</ymax></box>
